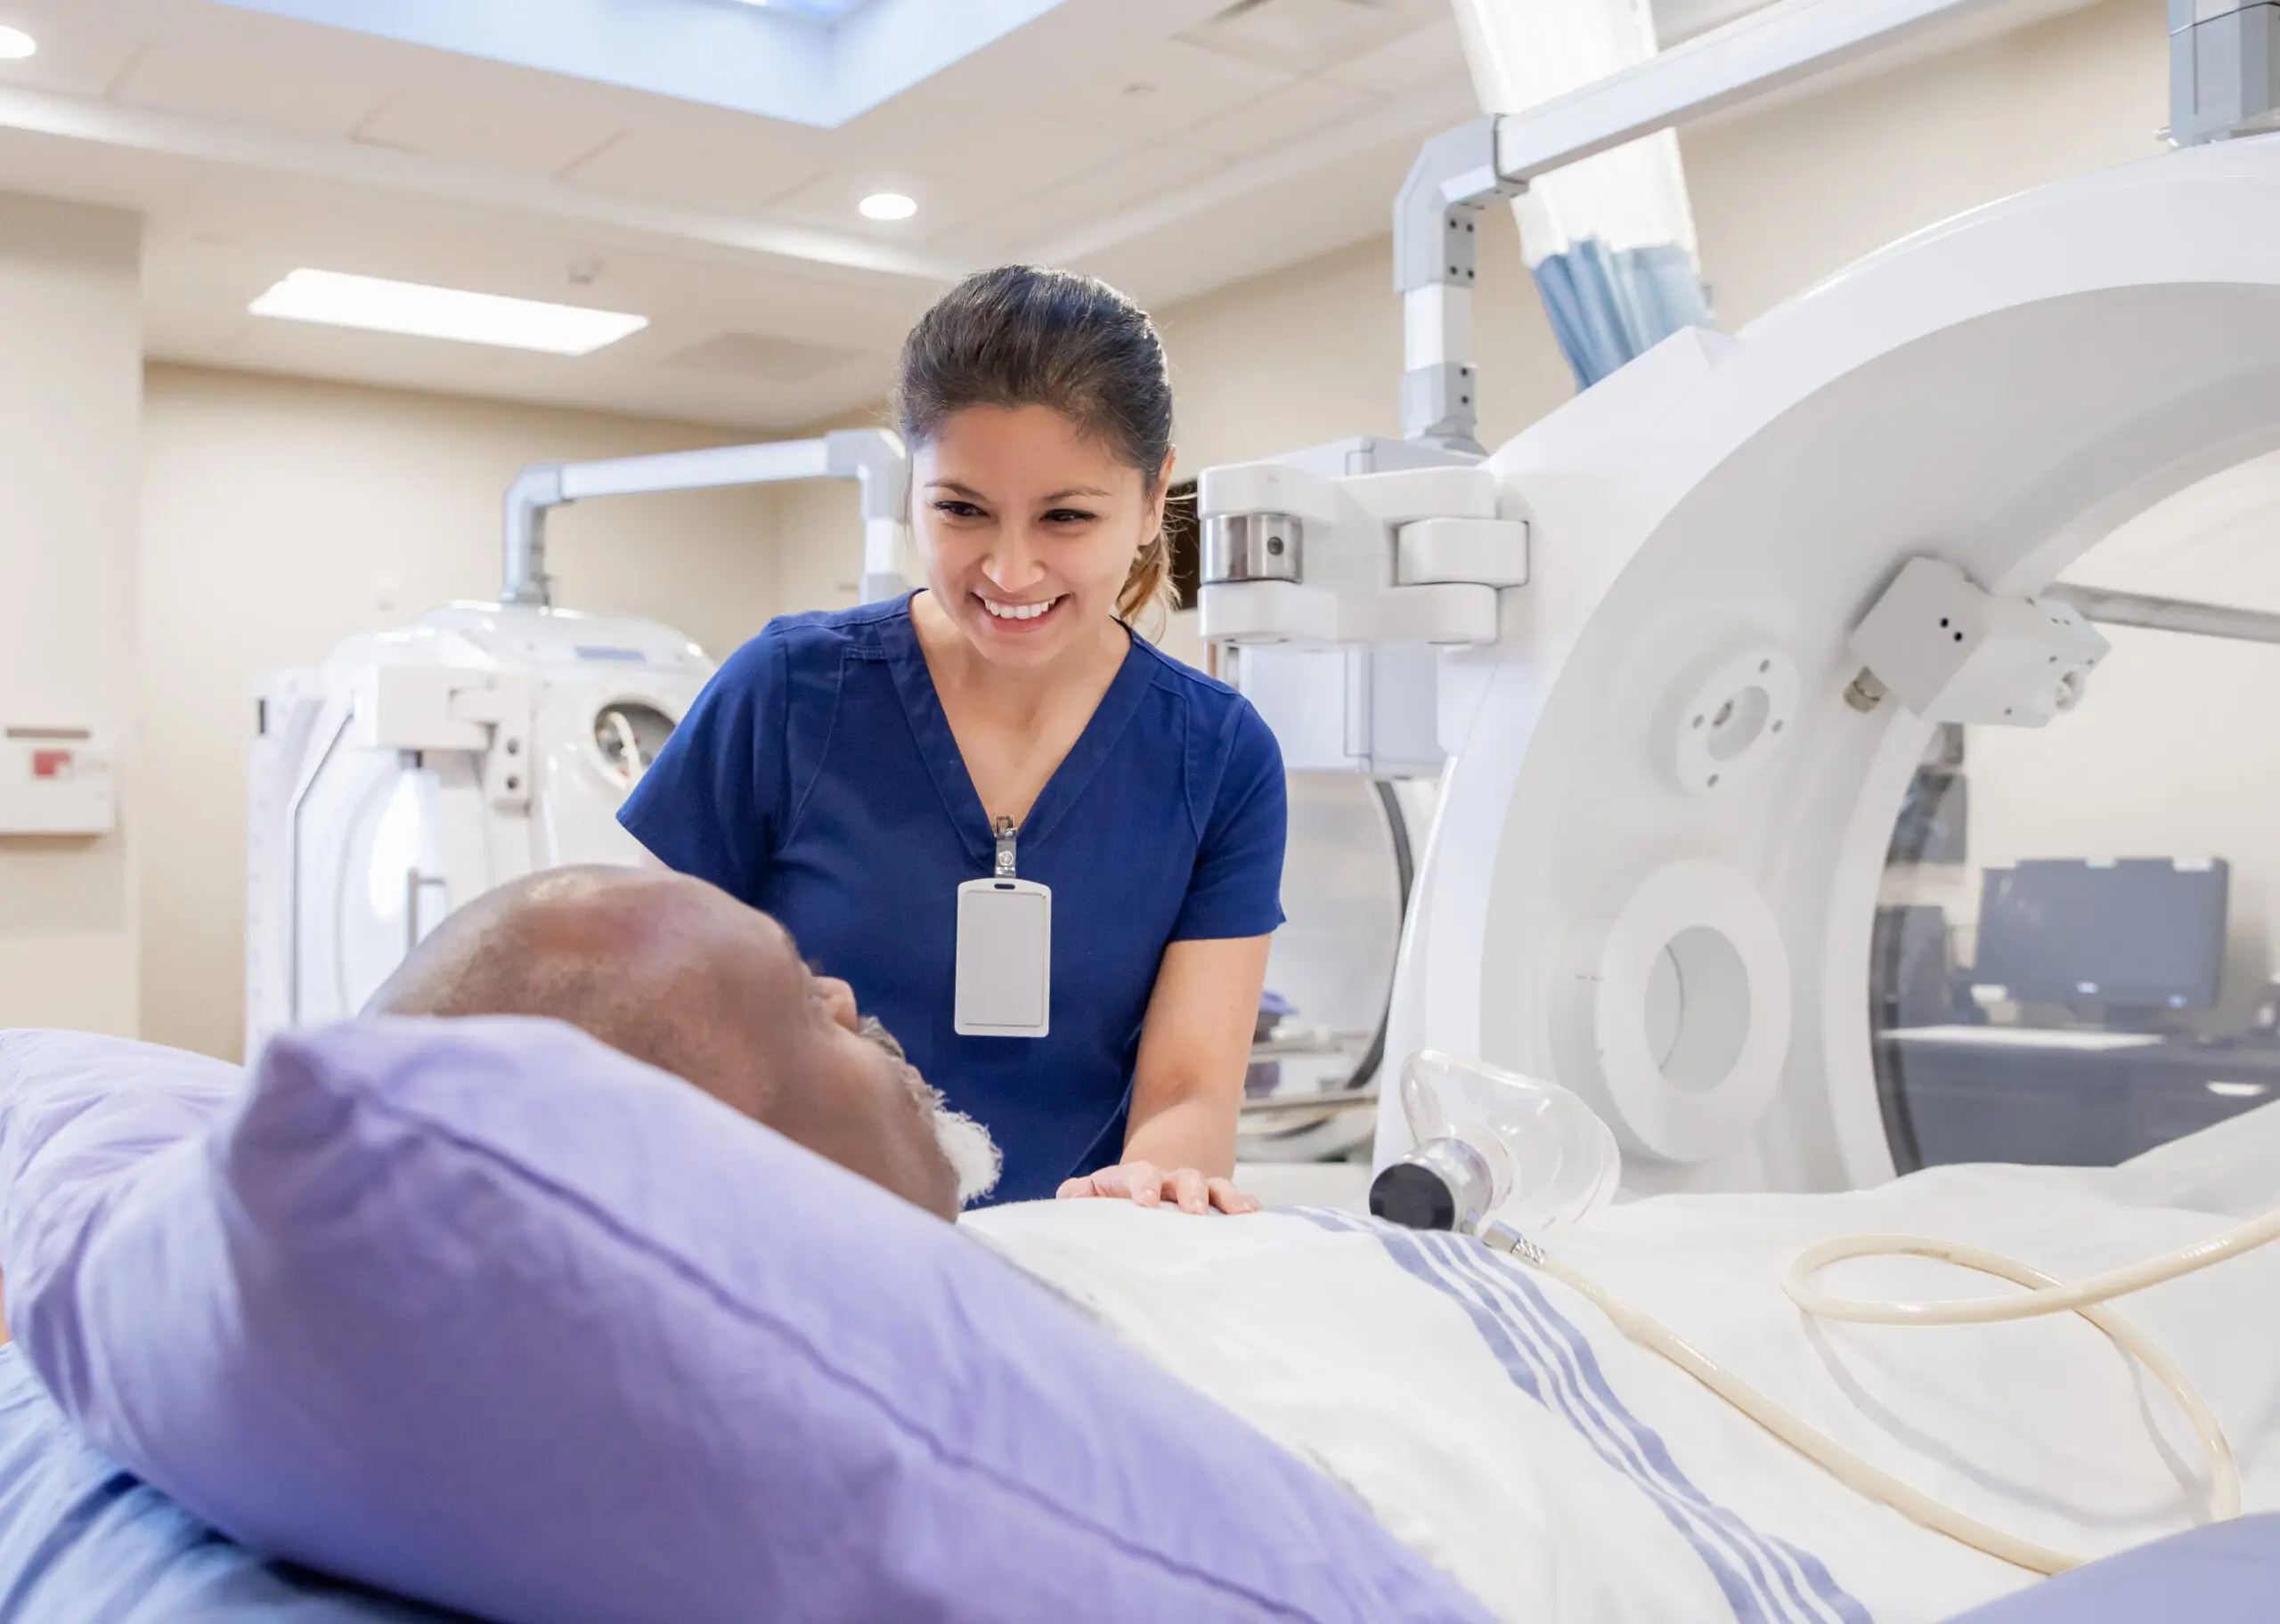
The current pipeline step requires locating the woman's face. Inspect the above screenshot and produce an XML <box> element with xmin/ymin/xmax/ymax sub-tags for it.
<box><xmin>912</xmin><ymin>403</ymin><xmax>1168</xmax><ymax>669</ymax></box>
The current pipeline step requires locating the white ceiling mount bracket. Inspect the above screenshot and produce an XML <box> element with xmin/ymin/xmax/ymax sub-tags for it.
<box><xmin>1667</xmin><ymin>646</ymin><xmax>1799</xmax><ymax>796</ymax></box>
<box><xmin>1573</xmin><ymin>859</ymin><xmax>1793</xmax><ymax>1165</ymax></box>
<box><xmin>1848</xmin><ymin>556</ymin><xmax>2111</xmax><ymax>727</ymax></box>
<box><xmin>501</xmin><ymin>431</ymin><xmax>908</xmax><ymax>608</ymax></box>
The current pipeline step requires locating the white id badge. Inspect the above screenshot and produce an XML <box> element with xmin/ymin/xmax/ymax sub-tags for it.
<box><xmin>954</xmin><ymin>877</ymin><xmax>1052</xmax><ymax>1036</ymax></box>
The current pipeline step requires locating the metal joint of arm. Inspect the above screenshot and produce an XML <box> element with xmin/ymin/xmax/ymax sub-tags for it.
<box><xmin>2169</xmin><ymin>0</ymin><xmax>2280</xmax><ymax>146</ymax></box>
<box><xmin>1395</xmin><ymin>116</ymin><xmax>1520</xmax><ymax>456</ymax></box>
<box><xmin>499</xmin><ymin>429</ymin><xmax>912</xmax><ymax>607</ymax></box>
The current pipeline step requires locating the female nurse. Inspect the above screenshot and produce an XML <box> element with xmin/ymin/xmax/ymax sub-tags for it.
<box><xmin>620</xmin><ymin>265</ymin><xmax>1288</xmax><ymax>1214</ymax></box>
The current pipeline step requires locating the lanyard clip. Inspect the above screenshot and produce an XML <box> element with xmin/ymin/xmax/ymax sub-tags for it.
<box><xmin>992</xmin><ymin>816</ymin><xmax>1018</xmax><ymax>879</ymax></box>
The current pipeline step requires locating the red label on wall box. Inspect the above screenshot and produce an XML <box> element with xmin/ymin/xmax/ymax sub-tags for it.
<box><xmin>31</xmin><ymin>751</ymin><xmax>71</xmax><ymax>779</ymax></box>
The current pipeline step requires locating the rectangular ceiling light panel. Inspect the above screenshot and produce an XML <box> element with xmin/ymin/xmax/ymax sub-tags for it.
<box><xmin>248</xmin><ymin>269</ymin><xmax>648</xmax><ymax>355</ymax></box>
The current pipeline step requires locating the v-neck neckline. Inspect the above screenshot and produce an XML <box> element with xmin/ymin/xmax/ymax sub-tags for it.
<box><xmin>881</xmin><ymin>594</ymin><xmax>1155</xmax><ymax>869</ymax></box>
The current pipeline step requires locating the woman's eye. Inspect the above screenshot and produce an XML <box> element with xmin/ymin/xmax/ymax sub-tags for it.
<box><xmin>1042</xmin><ymin>508</ymin><xmax>1096</xmax><ymax>525</ymax></box>
<box><xmin>933</xmin><ymin>499</ymin><xmax>985</xmax><ymax>520</ymax></box>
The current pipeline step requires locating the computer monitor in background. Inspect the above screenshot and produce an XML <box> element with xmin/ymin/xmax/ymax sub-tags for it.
<box><xmin>1872</xmin><ymin>905</ymin><xmax>1954</xmax><ymax>1028</ymax></box>
<box><xmin>1972</xmin><ymin>858</ymin><xmax>2229</xmax><ymax>1017</ymax></box>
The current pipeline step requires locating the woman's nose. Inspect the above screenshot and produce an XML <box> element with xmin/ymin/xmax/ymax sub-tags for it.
<box><xmin>981</xmin><ymin>536</ymin><xmax>1048</xmax><ymax>595</ymax></box>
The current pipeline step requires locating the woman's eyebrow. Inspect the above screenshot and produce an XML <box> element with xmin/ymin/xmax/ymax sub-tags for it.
<box><xmin>925</xmin><ymin>479</ymin><xmax>988</xmax><ymax>498</ymax></box>
<box><xmin>1038</xmin><ymin>487</ymin><xmax>1111</xmax><ymax>502</ymax></box>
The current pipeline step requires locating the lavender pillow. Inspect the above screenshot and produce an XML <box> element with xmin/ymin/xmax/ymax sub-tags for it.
<box><xmin>2</xmin><ymin>1019</ymin><xmax>1488</xmax><ymax>1624</ymax></box>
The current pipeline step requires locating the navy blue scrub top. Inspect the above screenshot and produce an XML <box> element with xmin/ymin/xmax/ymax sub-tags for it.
<box><xmin>619</xmin><ymin>596</ymin><xmax>1288</xmax><ymax>1205</ymax></box>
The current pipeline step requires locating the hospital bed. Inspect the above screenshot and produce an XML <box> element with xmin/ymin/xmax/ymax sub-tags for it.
<box><xmin>4</xmin><ymin>1038</ymin><xmax>2277</xmax><ymax>1624</ymax></box>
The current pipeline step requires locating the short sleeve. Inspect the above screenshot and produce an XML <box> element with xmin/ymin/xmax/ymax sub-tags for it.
<box><xmin>1170</xmin><ymin>700</ymin><xmax>1288</xmax><ymax>942</ymax></box>
<box><xmin>618</xmin><ymin>627</ymin><xmax>786</xmax><ymax>905</ymax></box>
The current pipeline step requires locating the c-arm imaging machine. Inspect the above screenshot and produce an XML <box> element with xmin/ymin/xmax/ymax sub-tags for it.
<box><xmin>1190</xmin><ymin>0</ymin><xmax>2280</xmax><ymax>1198</ymax></box>
<box><xmin>1184</xmin><ymin>2</ymin><xmax>2280</xmax><ymax>1571</ymax></box>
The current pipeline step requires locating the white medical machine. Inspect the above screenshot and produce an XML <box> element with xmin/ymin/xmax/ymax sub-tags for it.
<box><xmin>1197</xmin><ymin>0</ymin><xmax>2280</xmax><ymax>1201</ymax></box>
<box><xmin>244</xmin><ymin>431</ymin><xmax>909</xmax><ymax>1052</ymax></box>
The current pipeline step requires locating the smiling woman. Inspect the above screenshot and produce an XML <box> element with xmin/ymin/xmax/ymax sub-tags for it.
<box><xmin>620</xmin><ymin>265</ymin><xmax>1289</xmax><ymax>1214</ymax></box>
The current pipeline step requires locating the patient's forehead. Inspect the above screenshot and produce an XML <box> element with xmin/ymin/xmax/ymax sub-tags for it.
<box><xmin>742</xmin><ymin>907</ymin><xmax>799</xmax><ymax>965</ymax></box>
<box><xmin>707</xmin><ymin>902</ymin><xmax>810</xmax><ymax>1004</ymax></box>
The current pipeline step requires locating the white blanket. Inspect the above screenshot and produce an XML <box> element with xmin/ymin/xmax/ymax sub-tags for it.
<box><xmin>965</xmin><ymin>1105</ymin><xmax>2280</xmax><ymax>1624</ymax></box>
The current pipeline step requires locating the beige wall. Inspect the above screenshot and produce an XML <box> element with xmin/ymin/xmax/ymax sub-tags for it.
<box><xmin>1686</xmin><ymin>0</ymin><xmax>2168</xmax><ymax>328</ymax></box>
<box><xmin>0</xmin><ymin>196</ymin><xmax>142</xmax><ymax>1036</ymax></box>
<box><xmin>139</xmin><ymin>367</ymin><xmax>788</xmax><ymax>1059</ymax></box>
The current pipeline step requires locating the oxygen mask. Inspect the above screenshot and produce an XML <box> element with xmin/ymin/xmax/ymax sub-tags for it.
<box><xmin>1369</xmin><ymin>1051</ymin><xmax>1620</xmax><ymax>1235</ymax></box>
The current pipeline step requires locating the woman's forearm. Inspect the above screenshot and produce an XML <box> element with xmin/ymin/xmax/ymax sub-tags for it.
<box><xmin>1122</xmin><ymin>1085</ymin><xmax>1240</xmax><ymax>1180</ymax></box>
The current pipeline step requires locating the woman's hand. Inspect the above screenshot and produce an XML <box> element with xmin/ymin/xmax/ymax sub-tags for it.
<box><xmin>1057</xmin><ymin>1160</ymin><xmax>1261</xmax><ymax>1214</ymax></box>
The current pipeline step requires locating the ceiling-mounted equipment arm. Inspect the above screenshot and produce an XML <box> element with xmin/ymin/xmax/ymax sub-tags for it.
<box><xmin>1399</xmin><ymin>0</ymin><xmax>2162</xmax><ymax>452</ymax></box>
<box><xmin>500</xmin><ymin>428</ymin><xmax>911</xmax><ymax>607</ymax></box>
<box><xmin>1395</xmin><ymin>118</ymin><xmax>1520</xmax><ymax>455</ymax></box>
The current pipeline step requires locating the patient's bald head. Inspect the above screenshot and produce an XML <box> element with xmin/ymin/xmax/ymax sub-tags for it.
<box><xmin>365</xmin><ymin>866</ymin><xmax>978</xmax><ymax>1219</ymax></box>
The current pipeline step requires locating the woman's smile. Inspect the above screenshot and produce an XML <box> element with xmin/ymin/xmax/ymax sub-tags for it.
<box><xmin>976</xmin><ymin>591</ymin><xmax>1069</xmax><ymax>630</ymax></box>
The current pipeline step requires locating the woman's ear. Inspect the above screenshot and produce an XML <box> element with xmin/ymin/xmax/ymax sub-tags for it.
<box><xmin>1149</xmin><ymin>445</ymin><xmax>1178</xmax><ymax>540</ymax></box>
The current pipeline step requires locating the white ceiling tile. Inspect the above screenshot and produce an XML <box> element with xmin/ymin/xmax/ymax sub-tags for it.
<box><xmin>1316</xmin><ymin>17</ymin><xmax>1472</xmax><ymax>96</ymax></box>
<box><xmin>562</xmin><ymin>118</ymin><xmax>829</xmax><ymax>215</ymax></box>
<box><xmin>657</xmin><ymin>329</ymin><xmax>867</xmax><ymax>385</ymax></box>
<box><xmin>352</xmin><ymin>82</ymin><xmax>620</xmax><ymax>179</ymax></box>
<box><xmin>761</xmin><ymin>167</ymin><xmax>1023</xmax><ymax>243</ymax></box>
<box><xmin>925</xmin><ymin>211</ymin><xmax>1042</xmax><ymax>267</ymax></box>
<box><xmin>1178</xmin><ymin>77</ymin><xmax>1382</xmax><ymax>160</ymax></box>
<box><xmin>0</xmin><ymin>0</ymin><xmax>147</xmax><ymax>99</ymax></box>
<box><xmin>894</xmin><ymin>110</ymin><xmax>1143</xmax><ymax>198</ymax></box>
<box><xmin>1177</xmin><ymin>0</ymin><xmax>1448</xmax><ymax>77</ymax></box>
<box><xmin>930</xmin><ymin>142</ymin><xmax>1229</xmax><ymax>261</ymax></box>
<box><xmin>1034</xmin><ymin>37</ymin><xmax>1296</xmax><ymax>142</ymax></box>
<box><xmin>1040</xmin><ymin>142</ymin><xmax>1229</xmax><ymax>218</ymax></box>
<box><xmin>110</xmin><ymin>36</ymin><xmax>400</xmax><ymax>139</ymax></box>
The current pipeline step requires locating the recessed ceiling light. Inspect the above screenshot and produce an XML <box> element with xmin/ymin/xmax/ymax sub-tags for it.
<box><xmin>0</xmin><ymin>25</ymin><xmax>37</xmax><ymax>60</ymax></box>
<box><xmin>248</xmin><ymin>269</ymin><xmax>647</xmax><ymax>356</ymax></box>
<box><xmin>859</xmin><ymin>191</ymin><xmax>917</xmax><ymax>222</ymax></box>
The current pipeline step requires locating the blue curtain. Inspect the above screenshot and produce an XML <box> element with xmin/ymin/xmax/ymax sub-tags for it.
<box><xmin>1530</xmin><ymin>239</ymin><xmax>1711</xmax><ymax>390</ymax></box>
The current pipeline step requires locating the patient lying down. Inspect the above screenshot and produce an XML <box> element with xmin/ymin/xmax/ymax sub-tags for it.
<box><xmin>366</xmin><ymin>866</ymin><xmax>2280</xmax><ymax>1624</ymax></box>
<box><xmin>365</xmin><ymin>865</ymin><xmax>1002</xmax><ymax>1217</ymax></box>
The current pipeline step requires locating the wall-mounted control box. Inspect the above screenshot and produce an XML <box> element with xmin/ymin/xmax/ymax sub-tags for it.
<box><xmin>0</xmin><ymin>727</ymin><xmax>116</xmax><ymax>836</ymax></box>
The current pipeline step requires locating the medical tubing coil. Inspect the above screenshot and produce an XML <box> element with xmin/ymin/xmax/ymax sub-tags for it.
<box><xmin>1486</xmin><ymin>1206</ymin><xmax>2280</xmax><ymax>1574</ymax></box>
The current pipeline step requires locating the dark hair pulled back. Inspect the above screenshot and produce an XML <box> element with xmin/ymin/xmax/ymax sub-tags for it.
<box><xmin>893</xmin><ymin>264</ymin><xmax>1176</xmax><ymax>626</ymax></box>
